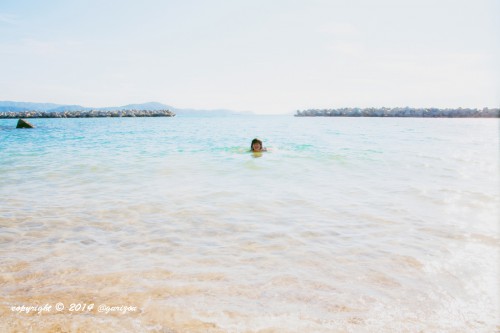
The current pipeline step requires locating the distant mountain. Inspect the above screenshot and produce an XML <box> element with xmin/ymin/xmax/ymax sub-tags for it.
<box><xmin>0</xmin><ymin>101</ymin><xmax>64</xmax><ymax>112</ymax></box>
<box><xmin>98</xmin><ymin>102</ymin><xmax>172</xmax><ymax>111</ymax></box>
<box><xmin>0</xmin><ymin>106</ymin><xmax>28</xmax><ymax>112</ymax></box>
<box><xmin>99</xmin><ymin>101</ymin><xmax>252</xmax><ymax>116</ymax></box>
<box><xmin>44</xmin><ymin>105</ymin><xmax>93</xmax><ymax>112</ymax></box>
<box><xmin>0</xmin><ymin>101</ymin><xmax>253</xmax><ymax>116</ymax></box>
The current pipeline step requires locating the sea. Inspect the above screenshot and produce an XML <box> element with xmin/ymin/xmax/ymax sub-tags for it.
<box><xmin>0</xmin><ymin>115</ymin><xmax>498</xmax><ymax>332</ymax></box>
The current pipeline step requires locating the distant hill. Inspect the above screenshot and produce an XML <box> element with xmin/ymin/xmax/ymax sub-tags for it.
<box><xmin>0</xmin><ymin>101</ymin><xmax>63</xmax><ymax>112</ymax></box>
<box><xmin>98</xmin><ymin>102</ymin><xmax>171</xmax><ymax>112</ymax></box>
<box><xmin>0</xmin><ymin>101</ymin><xmax>252</xmax><ymax>116</ymax></box>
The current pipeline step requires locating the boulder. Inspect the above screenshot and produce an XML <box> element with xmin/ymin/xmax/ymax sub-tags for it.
<box><xmin>16</xmin><ymin>119</ymin><xmax>35</xmax><ymax>128</ymax></box>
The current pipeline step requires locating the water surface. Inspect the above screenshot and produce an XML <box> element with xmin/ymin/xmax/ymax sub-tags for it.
<box><xmin>0</xmin><ymin>116</ymin><xmax>498</xmax><ymax>332</ymax></box>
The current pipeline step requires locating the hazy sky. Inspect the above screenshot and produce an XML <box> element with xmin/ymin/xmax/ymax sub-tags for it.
<box><xmin>1</xmin><ymin>0</ymin><xmax>498</xmax><ymax>114</ymax></box>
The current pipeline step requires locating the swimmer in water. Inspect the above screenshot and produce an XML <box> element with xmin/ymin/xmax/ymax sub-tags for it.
<box><xmin>250</xmin><ymin>138</ymin><xmax>267</xmax><ymax>152</ymax></box>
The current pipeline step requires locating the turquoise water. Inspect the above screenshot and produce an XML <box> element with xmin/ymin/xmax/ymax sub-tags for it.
<box><xmin>1</xmin><ymin>116</ymin><xmax>498</xmax><ymax>332</ymax></box>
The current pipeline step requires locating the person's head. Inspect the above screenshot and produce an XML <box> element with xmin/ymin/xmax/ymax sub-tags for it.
<box><xmin>251</xmin><ymin>138</ymin><xmax>263</xmax><ymax>151</ymax></box>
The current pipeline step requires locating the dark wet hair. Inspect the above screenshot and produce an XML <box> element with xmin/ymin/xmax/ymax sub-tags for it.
<box><xmin>250</xmin><ymin>138</ymin><xmax>263</xmax><ymax>151</ymax></box>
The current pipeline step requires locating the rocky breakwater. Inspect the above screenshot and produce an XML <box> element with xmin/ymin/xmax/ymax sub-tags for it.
<box><xmin>0</xmin><ymin>109</ymin><xmax>175</xmax><ymax>119</ymax></box>
<box><xmin>295</xmin><ymin>107</ymin><xmax>499</xmax><ymax>118</ymax></box>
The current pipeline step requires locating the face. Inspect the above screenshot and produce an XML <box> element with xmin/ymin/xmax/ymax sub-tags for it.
<box><xmin>252</xmin><ymin>142</ymin><xmax>262</xmax><ymax>151</ymax></box>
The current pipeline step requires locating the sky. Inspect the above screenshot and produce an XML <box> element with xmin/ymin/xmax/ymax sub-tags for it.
<box><xmin>0</xmin><ymin>0</ymin><xmax>498</xmax><ymax>114</ymax></box>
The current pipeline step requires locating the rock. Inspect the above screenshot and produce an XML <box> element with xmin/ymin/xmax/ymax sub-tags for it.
<box><xmin>16</xmin><ymin>119</ymin><xmax>35</xmax><ymax>128</ymax></box>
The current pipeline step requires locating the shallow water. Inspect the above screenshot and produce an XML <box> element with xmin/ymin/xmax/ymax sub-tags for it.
<box><xmin>0</xmin><ymin>116</ymin><xmax>498</xmax><ymax>332</ymax></box>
